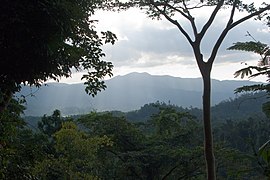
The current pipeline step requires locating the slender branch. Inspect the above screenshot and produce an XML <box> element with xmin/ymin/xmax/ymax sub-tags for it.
<box><xmin>157</xmin><ymin>2</ymin><xmax>190</xmax><ymax>20</ymax></box>
<box><xmin>182</xmin><ymin>0</ymin><xmax>198</xmax><ymax>37</ymax></box>
<box><xmin>208</xmin><ymin>0</ymin><xmax>236</xmax><ymax>65</ymax></box>
<box><xmin>230</xmin><ymin>4</ymin><xmax>270</xmax><ymax>30</ymax></box>
<box><xmin>161</xmin><ymin>1</ymin><xmax>198</xmax><ymax>37</ymax></box>
<box><xmin>150</xmin><ymin>1</ymin><xmax>193</xmax><ymax>45</ymax></box>
<box><xmin>209</xmin><ymin>3</ymin><xmax>270</xmax><ymax>66</ymax></box>
<box><xmin>199</xmin><ymin>0</ymin><xmax>224</xmax><ymax>41</ymax></box>
<box><xmin>246</xmin><ymin>31</ymin><xmax>258</xmax><ymax>42</ymax></box>
<box><xmin>227</xmin><ymin>0</ymin><xmax>237</xmax><ymax>27</ymax></box>
<box><xmin>186</xmin><ymin>2</ymin><xmax>214</xmax><ymax>10</ymax></box>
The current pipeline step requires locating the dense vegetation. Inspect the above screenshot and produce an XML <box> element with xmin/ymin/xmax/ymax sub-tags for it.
<box><xmin>0</xmin><ymin>0</ymin><xmax>116</xmax><ymax>112</ymax></box>
<box><xmin>1</xmin><ymin>1</ymin><xmax>269</xmax><ymax>179</ymax></box>
<box><xmin>1</xmin><ymin>94</ymin><xmax>269</xmax><ymax>179</ymax></box>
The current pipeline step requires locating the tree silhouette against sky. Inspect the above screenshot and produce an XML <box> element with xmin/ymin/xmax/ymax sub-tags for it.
<box><xmin>105</xmin><ymin>0</ymin><xmax>270</xmax><ymax>179</ymax></box>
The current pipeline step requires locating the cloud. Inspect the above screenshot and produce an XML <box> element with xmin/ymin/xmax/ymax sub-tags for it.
<box><xmin>90</xmin><ymin>5</ymin><xmax>270</xmax><ymax>81</ymax></box>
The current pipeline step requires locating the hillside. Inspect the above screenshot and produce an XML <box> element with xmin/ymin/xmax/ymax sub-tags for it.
<box><xmin>124</xmin><ymin>92</ymin><xmax>267</xmax><ymax>123</ymax></box>
<box><xmin>18</xmin><ymin>72</ymin><xmax>260</xmax><ymax>116</ymax></box>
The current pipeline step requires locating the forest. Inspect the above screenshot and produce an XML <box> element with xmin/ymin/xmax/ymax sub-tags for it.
<box><xmin>1</xmin><ymin>95</ymin><xmax>270</xmax><ymax>179</ymax></box>
<box><xmin>1</xmin><ymin>0</ymin><xmax>270</xmax><ymax>179</ymax></box>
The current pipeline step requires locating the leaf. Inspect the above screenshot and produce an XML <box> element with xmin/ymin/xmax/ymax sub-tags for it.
<box><xmin>227</xmin><ymin>41</ymin><xmax>268</xmax><ymax>55</ymax></box>
<box><xmin>233</xmin><ymin>67</ymin><xmax>252</xmax><ymax>79</ymax></box>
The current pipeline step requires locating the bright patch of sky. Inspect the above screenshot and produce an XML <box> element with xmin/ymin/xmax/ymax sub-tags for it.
<box><xmin>58</xmin><ymin>1</ymin><xmax>270</xmax><ymax>84</ymax></box>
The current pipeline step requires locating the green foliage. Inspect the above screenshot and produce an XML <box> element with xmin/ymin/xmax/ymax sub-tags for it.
<box><xmin>105</xmin><ymin>1</ymin><xmax>270</xmax><ymax>179</ymax></box>
<box><xmin>0</xmin><ymin>100</ymin><xmax>25</xmax><ymax>179</ymax></box>
<box><xmin>211</xmin><ymin>92</ymin><xmax>267</xmax><ymax>123</ymax></box>
<box><xmin>214</xmin><ymin>117</ymin><xmax>270</xmax><ymax>178</ymax></box>
<box><xmin>215</xmin><ymin>145</ymin><xmax>258</xmax><ymax>179</ymax></box>
<box><xmin>38</xmin><ymin>109</ymin><xmax>64</xmax><ymax>137</ymax></box>
<box><xmin>228</xmin><ymin>41</ymin><xmax>270</xmax><ymax>55</ymax></box>
<box><xmin>0</xmin><ymin>99</ymin><xmax>49</xmax><ymax>179</ymax></box>
<box><xmin>106</xmin><ymin>0</ymin><xmax>270</xmax><ymax>24</ymax></box>
<box><xmin>78</xmin><ymin>109</ymin><xmax>205</xmax><ymax>179</ymax></box>
<box><xmin>79</xmin><ymin>112</ymin><xmax>144</xmax><ymax>152</ymax></box>
<box><xmin>228</xmin><ymin>37</ymin><xmax>270</xmax><ymax>81</ymax></box>
<box><xmin>125</xmin><ymin>101</ymin><xmax>201</xmax><ymax>123</ymax></box>
<box><xmin>3</xmin><ymin>104</ymin><xmax>270</xmax><ymax>179</ymax></box>
<box><xmin>228</xmin><ymin>40</ymin><xmax>270</xmax><ymax>84</ymax></box>
<box><xmin>0</xmin><ymin>0</ymin><xmax>117</xmax><ymax>108</ymax></box>
<box><xmin>150</xmin><ymin>106</ymin><xmax>196</xmax><ymax>136</ymax></box>
<box><xmin>33</xmin><ymin>121</ymin><xmax>112</xmax><ymax>179</ymax></box>
<box><xmin>215</xmin><ymin>117</ymin><xmax>270</xmax><ymax>153</ymax></box>
<box><xmin>2</xmin><ymin>130</ymin><xmax>49</xmax><ymax>180</ymax></box>
<box><xmin>228</xmin><ymin>36</ymin><xmax>270</xmax><ymax>123</ymax></box>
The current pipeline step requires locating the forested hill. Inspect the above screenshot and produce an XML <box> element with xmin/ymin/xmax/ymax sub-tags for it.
<box><xmin>24</xmin><ymin>92</ymin><xmax>268</xmax><ymax>129</ymax></box>
<box><xmin>122</xmin><ymin>92</ymin><xmax>268</xmax><ymax>123</ymax></box>
<box><xmin>19</xmin><ymin>72</ymin><xmax>261</xmax><ymax>116</ymax></box>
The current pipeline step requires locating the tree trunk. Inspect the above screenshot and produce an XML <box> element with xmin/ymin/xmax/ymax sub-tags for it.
<box><xmin>202</xmin><ymin>67</ymin><xmax>216</xmax><ymax>180</ymax></box>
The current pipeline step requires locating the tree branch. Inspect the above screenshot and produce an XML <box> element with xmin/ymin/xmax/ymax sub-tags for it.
<box><xmin>230</xmin><ymin>4</ymin><xmax>270</xmax><ymax>29</ymax></box>
<box><xmin>159</xmin><ymin>0</ymin><xmax>198</xmax><ymax>37</ymax></box>
<box><xmin>199</xmin><ymin>0</ymin><xmax>224</xmax><ymax>41</ymax></box>
<box><xmin>208</xmin><ymin>0</ymin><xmax>236</xmax><ymax>66</ymax></box>
<box><xmin>156</xmin><ymin>2</ymin><xmax>190</xmax><ymax>20</ymax></box>
<box><xmin>150</xmin><ymin>1</ymin><xmax>193</xmax><ymax>45</ymax></box>
<box><xmin>182</xmin><ymin>0</ymin><xmax>198</xmax><ymax>37</ymax></box>
<box><xmin>209</xmin><ymin>3</ymin><xmax>270</xmax><ymax>66</ymax></box>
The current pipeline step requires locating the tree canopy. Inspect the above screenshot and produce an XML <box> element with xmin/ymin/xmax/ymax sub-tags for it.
<box><xmin>0</xmin><ymin>0</ymin><xmax>117</xmax><ymax>111</ymax></box>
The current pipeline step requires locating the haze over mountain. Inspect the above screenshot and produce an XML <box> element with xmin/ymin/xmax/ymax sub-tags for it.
<box><xmin>19</xmin><ymin>72</ymin><xmax>260</xmax><ymax>116</ymax></box>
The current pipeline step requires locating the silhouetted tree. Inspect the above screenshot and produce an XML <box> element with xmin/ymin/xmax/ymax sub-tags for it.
<box><xmin>104</xmin><ymin>1</ymin><xmax>270</xmax><ymax>179</ymax></box>
<box><xmin>0</xmin><ymin>0</ymin><xmax>117</xmax><ymax>112</ymax></box>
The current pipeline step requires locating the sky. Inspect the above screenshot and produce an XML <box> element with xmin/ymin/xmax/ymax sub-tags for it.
<box><xmin>58</xmin><ymin>1</ymin><xmax>270</xmax><ymax>84</ymax></box>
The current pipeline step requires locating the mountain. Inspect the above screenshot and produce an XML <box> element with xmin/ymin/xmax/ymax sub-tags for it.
<box><xmin>18</xmin><ymin>72</ymin><xmax>260</xmax><ymax>116</ymax></box>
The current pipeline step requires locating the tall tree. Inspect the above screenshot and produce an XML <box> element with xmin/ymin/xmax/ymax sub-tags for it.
<box><xmin>106</xmin><ymin>1</ymin><xmax>270</xmax><ymax>179</ymax></box>
<box><xmin>0</xmin><ymin>0</ymin><xmax>117</xmax><ymax>112</ymax></box>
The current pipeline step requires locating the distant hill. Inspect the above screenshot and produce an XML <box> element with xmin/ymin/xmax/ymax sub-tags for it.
<box><xmin>18</xmin><ymin>72</ymin><xmax>261</xmax><ymax>116</ymax></box>
<box><xmin>24</xmin><ymin>93</ymin><xmax>268</xmax><ymax>129</ymax></box>
<box><xmin>124</xmin><ymin>91</ymin><xmax>268</xmax><ymax>123</ymax></box>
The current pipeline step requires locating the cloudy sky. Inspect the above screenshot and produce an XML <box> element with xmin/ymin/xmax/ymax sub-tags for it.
<box><xmin>60</xmin><ymin>1</ymin><xmax>270</xmax><ymax>83</ymax></box>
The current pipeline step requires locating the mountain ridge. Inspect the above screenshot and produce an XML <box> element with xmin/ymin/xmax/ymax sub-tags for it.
<box><xmin>18</xmin><ymin>72</ymin><xmax>260</xmax><ymax>116</ymax></box>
